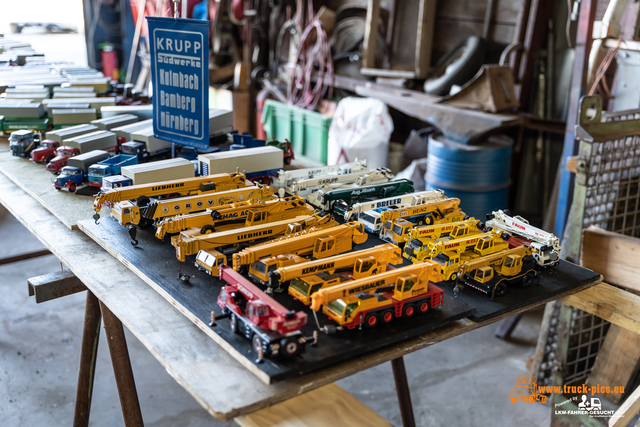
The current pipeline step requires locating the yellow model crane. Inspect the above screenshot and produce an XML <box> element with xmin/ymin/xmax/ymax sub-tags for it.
<box><xmin>174</xmin><ymin>213</ymin><xmax>331</xmax><ymax>262</ymax></box>
<box><xmin>265</xmin><ymin>244</ymin><xmax>403</xmax><ymax>303</ymax></box>
<box><xmin>112</xmin><ymin>184</ymin><xmax>275</xmax><ymax>227</ymax></box>
<box><xmin>403</xmin><ymin>219</ymin><xmax>484</xmax><ymax>262</ymax></box>
<box><xmin>309</xmin><ymin>262</ymin><xmax>444</xmax><ymax>330</ymax></box>
<box><xmin>379</xmin><ymin>197</ymin><xmax>466</xmax><ymax>245</ymax></box>
<box><xmin>93</xmin><ymin>172</ymin><xmax>250</xmax><ymax>214</ymax></box>
<box><xmin>233</xmin><ymin>222</ymin><xmax>368</xmax><ymax>273</ymax></box>
<box><xmin>424</xmin><ymin>231</ymin><xmax>509</xmax><ymax>281</ymax></box>
<box><xmin>455</xmin><ymin>245</ymin><xmax>539</xmax><ymax>299</ymax></box>
<box><xmin>154</xmin><ymin>195</ymin><xmax>311</xmax><ymax>239</ymax></box>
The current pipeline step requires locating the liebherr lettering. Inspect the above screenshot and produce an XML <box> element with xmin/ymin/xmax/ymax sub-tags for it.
<box><xmin>152</xmin><ymin>182</ymin><xmax>186</xmax><ymax>191</ymax></box>
<box><xmin>237</xmin><ymin>229</ymin><xmax>273</xmax><ymax>240</ymax></box>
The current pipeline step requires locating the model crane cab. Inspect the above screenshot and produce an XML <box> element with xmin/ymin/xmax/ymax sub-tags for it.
<box><xmin>195</xmin><ymin>249</ymin><xmax>227</xmax><ymax>276</ymax></box>
<box><xmin>112</xmin><ymin>200</ymin><xmax>139</xmax><ymax>225</ymax></box>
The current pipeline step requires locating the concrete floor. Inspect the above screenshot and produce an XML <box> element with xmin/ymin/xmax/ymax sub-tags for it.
<box><xmin>0</xmin><ymin>203</ymin><xmax>553</xmax><ymax>426</ymax></box>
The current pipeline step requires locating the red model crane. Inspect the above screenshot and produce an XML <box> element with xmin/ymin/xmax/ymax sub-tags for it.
<box><xmin>216</xmin><ymin>266</ymin><xmax>307</xmax><ymax>361</ymax></box>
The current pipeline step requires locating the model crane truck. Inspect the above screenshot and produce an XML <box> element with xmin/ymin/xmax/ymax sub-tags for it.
<box><xmin>174</xmin><ymin>214</ymin><xmax>331</xmax><ymax>262</ymax></box>
<box><xmin>275</xmin><ymin>159</ymin><xmax>369</xmax><ymax>196</ymax></box>
<box><xmin>92</xmin><ymin>172</ymin><xmax>250</xmax><ymax>214</ymax></box>
<box><xmin>306</xmin><ymin>179</ymin><xmax>415</xmax><ymax>213</ymax></box>
<box><xmin>288</xmin><ymin>168</ymin><xmax>394</xmax><ymax>199</ymax></box>
<box><xmin>418</xmin><ymin>231</ymin><xmax>510</xmax><ymax>281</ymax></box>
<box><xmin>379</xmin><ymin>197</ymin><xmax>466</xmax><ymax>244</ymax></box>
<box><xmin>269</xmin><ymin>244</ymin><xmax>404</xmax><ymax>303</ymax></box>
<box><xmin>111</xmin><ymin>184</ymin><xmax>275</xmax><ymax>227</ymax></box>
<box><xmin>347</xmin><ymin>190</ymin><xmax>448</xmax><ymax>231</ymax></box>
<box><xmin>403</xmin><ymin>219</ymin><xmax>483</xmax><ymax>261</ymax></box>
<box><xmin>455</xmin><ymin>245</ymin><xmax>539</xmax><ymax>299</ymax></box>
<box><xmin>155</xmin><ymin>194</ymin><xmax>308</xmax><ymax>239</ymax></box>
<box><xmin>310</xmin><ymin>262</ymin><xmax>444</xmax><ymax>330</ymax></box>
<box><xmin>485</xmin><ymin>210</ymin><xmax>561</xmax><ymax>267</ymax></box>
<box><xmin>234</xmin><ymin>222</ymin><xmax>369</xmax><ymax>275</ymax></box>
<box><xmin>216</xmin><ymin>266</ymin><xmax>307</xmax><ymax>361</ymax></box>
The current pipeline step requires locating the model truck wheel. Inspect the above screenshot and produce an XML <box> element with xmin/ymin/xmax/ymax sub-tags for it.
<box><xmin>69</xmin><ymin>183</ymin><xmax>76</xmax><ymax>193</ymax></box>
<box><xmin>230</xmin><ymin>313</ymin><xmax>240</xmax><ymax>334</ymax></box>
<box><xmin>381</xmin><ymin>310</ymin><xmax>394</xmax><ymax>324</ymax></box>
<box><xmin>252</xmin><ymin>334</ymin><xmax>264</xmax><ymax>354</ymax></box>
<box><xmin>364</xmin><ymin>313</ymin><xmax>379</xmax><ymax>328</ymax></box>
<box><xmin>448</xmin><ymin>273</ymin><xmax>457</xmax><ymax>281</ymax></box>
<box><xmin>403</xmin><ymin>304</ymin><xmax>416</xmax><ymax>318</ymax></box>
<box><xmin>281</xmin><ymin>338</ymin><xmax>300</xmax><ymax>356</ymax></box>
<box><xmin>495</xmin><ymin>283</ymin><xmax>508</xmax><ymax>296</ymax></box>
<box><xmin>419</xmin><ymin>301</ymin><xmax>429</xmax><ymax>313</ymax></box>
<box><xmin>522</xmin><ymin>274</ymin><xmax>533</xmax><ymax>287</ymax></box>
<box><xmin>201</xmin><ymin>224</ymin><xmax>215</xmax><ymax>234</ymax></box>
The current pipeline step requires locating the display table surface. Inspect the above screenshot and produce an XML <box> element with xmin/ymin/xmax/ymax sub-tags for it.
<box><xmin>0</xmin><ymin>163</ymin><xmax>602</xmax><ymax>421</ymax></box>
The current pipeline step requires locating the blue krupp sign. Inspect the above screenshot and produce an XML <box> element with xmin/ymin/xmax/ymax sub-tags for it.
<box><xmin>147</xmin><ymin>17</ymin><xmax>209</xmax><ymax>149</ymax></box>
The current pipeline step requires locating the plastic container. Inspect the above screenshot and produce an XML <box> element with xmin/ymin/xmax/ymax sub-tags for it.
<box><xmin>425</xmin><ymin>133</ymin><xmax>512</xmax><ymax>220</ymax></box>
<box><xmin>261</xmin><ymin>99</ymin><xmax>332</xmax><ymax>164</ymax></box>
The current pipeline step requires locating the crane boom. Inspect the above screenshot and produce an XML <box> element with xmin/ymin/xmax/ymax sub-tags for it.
<box><xmin>485</xmin><ymin>210</ymin><xmax>560</xmax><ymax>267</ymax></box>
<box><xmin>344</xmin><ymin>189</ymin><xmax>446</xmax><ymax>221</ymax></box>
<box><xmin>93</xmin><ymin>172</ymin><xmax>249</xmax><ymax>212</ymax></box>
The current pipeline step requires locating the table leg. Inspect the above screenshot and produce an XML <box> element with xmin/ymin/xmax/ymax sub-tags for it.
<box><xmin>494</xmin><ymin>312</ymin><xmax>524</xmax><ymax>340</ymax></box>
<box><xmin>73</xmin><ymin>291</ymin><xmax>102</xmax><ymax>427</ymax></box>
<box><xmin>391</xmin><ymin>356</ymin><xmax>416</xmax><ymax>427</ymax></box>
<box><xmin>99</xmin><ymin>301</ymin><xmax>144</xmax><ymax>427</ymax></box>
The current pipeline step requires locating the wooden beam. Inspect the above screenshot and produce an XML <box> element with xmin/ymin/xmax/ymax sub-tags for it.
<box><xmin>581</xmin><ymin>226</ymin><xmax>640</xmax><ymax>293</ymax></box>
<box><xmin>610</xmin><ymin>383</ymin><xmax>640</xmax><ymax>427</ymax></box>
<box><xmin>588</xmin><ymin>325</ymin><xmax>640</xmax><ymax>404</ymax></box>
<box><xmin>235</xmin><ymin>383</ymin><xmax>392</xmax><ymax>427</ymax></box>
<box><xmin>561</xmin><ymin>282</ymin><xmax>640</xmax><ymax>334</ymax></box>
<box><xmin>362</xmin><ymin>0</ymin><xmax>381</xmax><ymax>69</ymax></box>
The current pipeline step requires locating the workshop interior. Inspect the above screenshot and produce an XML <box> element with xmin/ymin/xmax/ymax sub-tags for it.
<box><xmin>1</xmin><ymin>0</ymin><xmax>640</xmax><ymax>426</ymax></box>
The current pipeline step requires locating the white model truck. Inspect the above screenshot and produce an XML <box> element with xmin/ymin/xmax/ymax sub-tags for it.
<box><xmin>344</xmin><ymin>189</ymin><xmax>447</xmax><ymax>222</ymax></box>
<box><xmin>198</xmin><ymin>146</ymin><xmax>283</xmax><ymax>183</ymax></box>
<box><xmin>122</xmin><ymin>126</ymin><xmax>173</xmax><ymax>161</ymax></box>
<box><xmin>120</xmin><ymin>157</ymin><xmax>195</xmax><ymax>185</ymax></box>
<box><xmin>485</xmin><ymin>210</ymin><xmax>561</xmax><ymax>267</ymax></box>
<box><xmin>45</xmin><ymin>124</ymin><xmax>99</xmax><ymax>143</ymax></box>
<box><xmin>62</xmin><ymin>130</ymin><xmax>118</xmax><ymax>154</ymax></box>
<box><xmin>274</xmin><ymin>159</ymin><xmax>369</xmax><ymax>194</ymax></box>
<box><xmin>287</xmin><ymin>168</ymin><xmax>394</xmax><ymax>199</ymax></box>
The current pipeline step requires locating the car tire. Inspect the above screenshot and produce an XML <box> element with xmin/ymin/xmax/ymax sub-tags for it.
<box><xmin>424</xmin><ymin>36</ymin><xmax>486</xmax><ymax>96</ymax></box>
<box><xmin>69</xmin><ymin>183</ymin><xmax>76</xmax><ymax>193</ymax></box>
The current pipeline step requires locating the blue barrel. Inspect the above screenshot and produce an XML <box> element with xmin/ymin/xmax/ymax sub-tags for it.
<box><xmin>425</xmin><ymin>133</ymin><xmax>512</xmax><ymax>220</ymax></box>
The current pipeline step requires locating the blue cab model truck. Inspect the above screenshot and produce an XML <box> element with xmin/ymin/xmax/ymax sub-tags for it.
<box><xmin>54</xmin><ymin>150</ymin><xmax>109</xmax><ymax>192</ymax></box>
<box><xmin>87</xmin><ymin>154</ymin><xmax>138</xmax><ymax>187</ymax></box>
<box><xmin>122</xmin><ymin>127</ymin><xmax>173</xmax><ymax>161</ymax></box>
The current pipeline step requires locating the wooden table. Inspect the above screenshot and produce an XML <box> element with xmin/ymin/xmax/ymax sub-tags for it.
<box><xmin>0</xmin><ymin>170</ymin><xmax>604</xmax><ymax>427</ymax></box>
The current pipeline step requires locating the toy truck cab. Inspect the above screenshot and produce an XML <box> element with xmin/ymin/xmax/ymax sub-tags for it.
<box><xmin>46</xmin><ymin>146</ymin><xmax>80</xmax><ymax>173</ymax></box>
<box><xmin>88</xmin><ymin>164</ymin><xmax>111</xmax><ymax>186</ymax></box>
<box><xmin>431</xmin><ymin>252</ymin><xmax>461</xmax><ymax>281</ymax></box>
<box><xmin>381</xmin><ymin>218</ymin><xmax>413</xmax><ymax>246</ymax></box>
<box><xmin>358</xmin><ymin>209</ymin><xmax>385</xmax><ymax>233</ymax></box>
<box><xmin>9</xmin><ymin>130</ymin><xmax>39</xmax><ymax>158</ymax></box>
<box><xmin>30</xmin><ymin>139</ymin><xmax>59</xmax><ymax>163</ymax></box>
<box><xmin>248</xmin><ymin>254</ymin><xmax>304</xmax><ymax>285</ymax></box>
<box><xmin>54</xmin><ymin>166</ymin><xmax>84</xmax><ymax>192</ymax></box>
<box><xmin>101</xmin><ymin>175</ymin><xmax>133</xmax><ymax>191</ymax></box>
<box><xmin>111</xmin><ymin>200</ymin><xmax>139</xmax><ymax>225</ymax></box>
<box><xmin>289</xmin><ymin>272</ymin><xmax>349</xmax><ymax>304</ymax></box>
<box><xmin>195</xmin><ymin>249</ymin><xmax>227</xmax><ymax>276</ymax></box>
<box><xmin>120</xmin><ymin>141</ymin><xmax>146</xmax><ymax>160</ymax></box>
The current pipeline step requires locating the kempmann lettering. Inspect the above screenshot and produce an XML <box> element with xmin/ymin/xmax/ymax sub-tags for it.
<box><xmin>302</xmin><ymin>262</ymin><xmax>336</xmax><ymax>275</ymax></box>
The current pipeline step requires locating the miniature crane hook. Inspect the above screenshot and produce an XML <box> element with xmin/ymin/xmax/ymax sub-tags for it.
<box><xmin>93</xmin><ymin>212</ymin><xmax>100</xmax><ymax>225</ymax></box>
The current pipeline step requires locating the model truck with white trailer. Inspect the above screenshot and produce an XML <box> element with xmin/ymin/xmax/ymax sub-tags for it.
<box><xmin>120</xmin><ymin>157</ymin><xmax>195</xmax><ymax>186</ymax></box>
<box><xmin>90</xmin><ymin>114</ymin><xmax>138</xmax><ymax>130</ymax></box>
<box><xmin>198</xmin><ymin>146</ymin><xmax>283</xmax><ymax>183</ymax></box>
<box><xmin>110</xmin><ymin>119</ymin><xmax>153</xmax><ymax>146</ymax></box>
<box><xmin>123</xmin><ymin>126</ymin><xmax>172</xmax><ymax>161</ymax></box>
<box><xmin>63</xmin><ymin>130</ymin><xmax>118</xmax><ymax>154</ymax></box>
<box><xmin>45</xmin><ymin>124</ymin><xmax>99</xmax><ymax>143</ymax></box>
